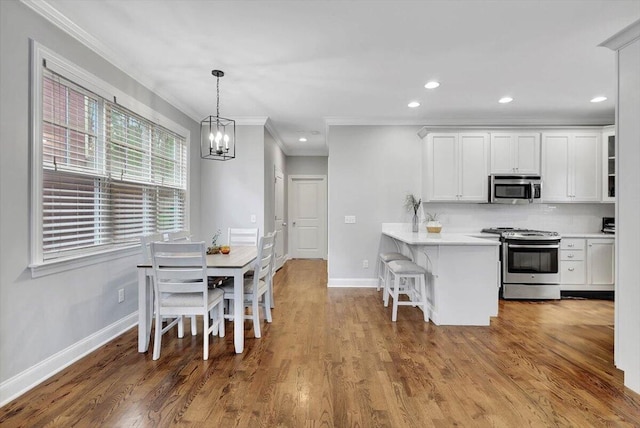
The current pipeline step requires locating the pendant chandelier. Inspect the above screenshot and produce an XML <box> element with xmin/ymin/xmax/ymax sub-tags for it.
<box><xmin>200</xmin><ymin>70</ymin><xmax>236</xmax><ymax>160</ymax></box>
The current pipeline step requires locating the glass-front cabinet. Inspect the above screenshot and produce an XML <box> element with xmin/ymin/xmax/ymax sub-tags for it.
<box><xmin>603</xmin><ymin>125</ymin><xmax>615</xmax><ymax>202</ymax></box>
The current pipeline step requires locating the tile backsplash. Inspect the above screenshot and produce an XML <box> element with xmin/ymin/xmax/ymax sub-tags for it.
<box><xmin>422</xmin><ymin>202</ymin><xmax>614</xmax><ymax>233</ymax></box>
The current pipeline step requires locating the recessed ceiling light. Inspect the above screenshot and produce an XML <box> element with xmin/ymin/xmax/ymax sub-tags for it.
<box><xmin>499</xmin><ymin>97</ymin><xmax>513</xmax><ymax>104</ymax></box>
<box><xmin>424</xmin><ymin>81</ymin><xmax>440</xmax><ymax>89</ymax></box>
<box><xmin>408</xmin><ymin>101</ymin><xmax>420</xmax><ymax>108</ymax></box>
<box><xmin>299</xmin><ymin>137</ymin><xmax>307</xmax><ymax>142</ymax></box>
<box><xmin>590</xmin><ymin>96</ymin><xmax>607</xmax><ymax>103</ymax></box>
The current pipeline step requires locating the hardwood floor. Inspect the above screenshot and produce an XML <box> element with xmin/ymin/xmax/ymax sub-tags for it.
<box><xmin>1</xmin><ymin>259</ymin><xmax>639</xmax><ymax>427</ymax></box>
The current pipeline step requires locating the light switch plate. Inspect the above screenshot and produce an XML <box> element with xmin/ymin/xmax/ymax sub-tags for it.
<box><xmin>250</xmin><ymin>214</ymin><xmax>256</xmax><ymax>223</ymax></box>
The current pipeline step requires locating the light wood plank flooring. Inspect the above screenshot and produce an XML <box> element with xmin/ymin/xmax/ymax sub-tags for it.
<box><xmin>1</xmin><ymin>259</ymin><xmax>639</xmax><ymax>427</ymax></box>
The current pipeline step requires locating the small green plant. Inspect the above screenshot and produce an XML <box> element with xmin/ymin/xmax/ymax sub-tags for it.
<box><xmin>211</xmin><ymin>229</ymin><xmax>221</xmax><ymax>247</ymax></box>
<box><xmin>425</xmin><ymin>212</ymin><xmax>440</xmax><ymax>222</ymax></box>
<box><xmin>404</xmin><ymin>194</ymin><xmax>421</xmax><ymax>215</ymax></box>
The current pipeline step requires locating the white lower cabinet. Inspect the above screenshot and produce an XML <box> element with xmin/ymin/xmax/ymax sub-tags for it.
<box><xmin>560</xmin><ymin>237</ymin><xmax>614</xmax><ymax>291</ymax></box>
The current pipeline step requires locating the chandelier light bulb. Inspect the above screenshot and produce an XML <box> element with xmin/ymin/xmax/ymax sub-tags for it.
<box><xmin>224</xmin><ymin>134</ymin><xmax>230</xmax><ymax>149</ymax></box>
<box><xmin>215</xmin><ymin>131</ymin><xmax>222</xmax><ymax>143</ymax></box>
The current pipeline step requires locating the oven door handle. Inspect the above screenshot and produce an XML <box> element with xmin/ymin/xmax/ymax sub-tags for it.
<box><xmin>507</xmin><ymin>243</ymin><xmax>560</xmax><ymax>249</ymax></box>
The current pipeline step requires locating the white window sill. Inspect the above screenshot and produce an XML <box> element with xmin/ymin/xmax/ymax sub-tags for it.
<box><xmin>29</xmin><ymin>245</ymin><xmax>141</xmax><ymax>278</ymax></box>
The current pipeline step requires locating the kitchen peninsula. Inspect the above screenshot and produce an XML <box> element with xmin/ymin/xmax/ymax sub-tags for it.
<box><xmin>382</xmin><ymin>223</ymin><xmax>501</xmax><ymax>326</ymax></box>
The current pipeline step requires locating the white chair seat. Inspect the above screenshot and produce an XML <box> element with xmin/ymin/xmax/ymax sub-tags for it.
<box><xmin>220</xmin><ymin>278</ymin><xmax>267</xmax><ymax>295</ymax></box>
<box><xmin>163</xmin><ymin>288</ymin><xmax>224</xmax><ymax>307</ymax></box>
<box><xmin>379</xmin><ymin>252</ymin><xmax>410</xmax><ymax>263</ymax></box>
<box><xmin>387</xmin><ymin>260</ymin><xmax>427</xmax><ymax>275</ymax></box>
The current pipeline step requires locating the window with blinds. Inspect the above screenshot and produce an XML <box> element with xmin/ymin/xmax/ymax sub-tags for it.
<box><xmin>39</xmin><ymin>68</ymin><xmax>187</xmax><ymax>261</ymax></box>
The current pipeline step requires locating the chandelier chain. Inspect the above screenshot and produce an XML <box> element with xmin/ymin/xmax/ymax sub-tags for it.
<box><xmin>216</xmin><ymin>75</ymin><xmax>220</xmax><ymax>118</ymax></box>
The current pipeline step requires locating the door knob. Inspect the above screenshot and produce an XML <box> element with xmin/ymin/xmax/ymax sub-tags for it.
<box><xmin>293</xmin><ymin>221</ymin><xmax>296</xmax><ymax>226</ymax></box>
<box><xmin>282</xmin><ymin>222</ymin><xmax>287</xmax><ymax>226</ymax></box>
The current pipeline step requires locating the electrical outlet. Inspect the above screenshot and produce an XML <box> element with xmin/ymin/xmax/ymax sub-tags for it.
<box><xmin>362</xmin><ymin>259</ymin><xmax>369</xmax><ymax>269</ymax></box>
<box><xmin>345</xmin><ymin>215</ymin><xmax>356</xmax><ymax>224</ymax></box>
<box><xmin>118</xmin><ymin>288</ymin><xmax>125</xmax><ymax>303</ymax></box>
<box><xmin>250</xmin><ymin>214</ymin><xmax>257</xmax><ymax>223</ymax></box>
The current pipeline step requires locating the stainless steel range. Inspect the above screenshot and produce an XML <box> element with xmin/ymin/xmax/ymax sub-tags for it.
<box><xmin>482</xmin><ymin>227</ymin><xmax>561</xmax><ymax>300</ymax></box>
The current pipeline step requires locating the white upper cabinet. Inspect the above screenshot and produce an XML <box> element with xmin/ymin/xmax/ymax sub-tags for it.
<box><xmin>490</xmin><ymin>133</ymin><xmax>541</xmax><ymax>174</ymax></box>
<box><xmin>423</xmin><ymin>132</ymin><xmax>489</xmax><ymax>202</ymax></box>
<box><xmin>541</xmin><ymin>131</ymin><xmax>601</xmax><ymax>202</ymax></box>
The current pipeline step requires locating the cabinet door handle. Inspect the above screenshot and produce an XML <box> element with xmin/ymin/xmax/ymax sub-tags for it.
<box><xmin>568</xmin><ymin>244</ymin><xmax>574</xmax><ymax>247</ymax></box>
<box><xmin>568</xmin><ymin>268</ymin><xmax>575</xmax><ymax>271</ymax></box>
<box><xmin>568</xmin><ymin>254</ymin><xmax>574</xmax><ymax>258</ymax></box>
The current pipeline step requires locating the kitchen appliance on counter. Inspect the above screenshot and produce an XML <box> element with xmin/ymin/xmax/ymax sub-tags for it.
<box><xmin>489</xmin><ymin>175</ymin><xmax>542</xmax><ymax>204</ymax></box>
<box><xmin>602</xmin><ymin>217</ymin><xmax>615</xmax><ymax>234</ymax></box>
<box><xmin>482</xmin><ymin>227</ymin><xmax>561</xmax><ymax>299</ymax></box>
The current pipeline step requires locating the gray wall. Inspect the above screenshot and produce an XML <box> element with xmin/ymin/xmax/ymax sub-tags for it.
<box><xmin>328</xmin><ymin>126</ymin><xmax>422</xmax><ymax>284</ymax></box>
<box><xmin>0</xmin><ymin>1</ymin><xmax>200</xmax><ymax>391</ymax></box>
<box><xmin>287</xmin><ymin>156</ymin><xmax>328</xmax><ymax>176</ymax></box>
<box><xmin>200</xmin><ymin>125</ymin><xmax>265</xmax><ymax>245</ymax></box>
<box><xmin>264</xmin><ymin>129</ymin><xmax>287</xmax><ymax>252</ymax></box>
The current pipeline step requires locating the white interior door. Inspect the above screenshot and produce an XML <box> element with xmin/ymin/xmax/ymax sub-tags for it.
<box><xmin>274</xmin><ymin>167</ymin><xmax>285</xmax><ymax>269</ymax></box>
<box><xmin>288</xmin><ymin>175</ymin><xmax>327</xmax><ymax>259</ymax></box>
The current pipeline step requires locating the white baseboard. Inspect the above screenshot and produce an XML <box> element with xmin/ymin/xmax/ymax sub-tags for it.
<box><xmin>0</xmin><ymin>312</ymin><xmax>137</xmax><ymax>407</ymax></box>
<box><xmin>327</xmin><ymin>278</ymin><xmax>378</xmax><ymax>288</ymax></box>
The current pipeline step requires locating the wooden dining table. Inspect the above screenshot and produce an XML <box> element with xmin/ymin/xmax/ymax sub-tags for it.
<box><xmin>137</xmin><ymin>245</ymin><xmax>257</xmax><ymax>354</ymax></box>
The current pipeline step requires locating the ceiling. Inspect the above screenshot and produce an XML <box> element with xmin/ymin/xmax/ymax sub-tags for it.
<box><xmin>30</xmin><ymin>0</ymin><xmax>640</xmax><ymax>155</ymax></box>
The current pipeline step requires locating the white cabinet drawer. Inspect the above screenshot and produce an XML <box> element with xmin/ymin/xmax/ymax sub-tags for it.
<box><xmin>561</xmin><ymin>250</ymin><xmax>584</xmax><ymax>261</ymax></box>
<box><xmin>562</xmin><ymin>239</ymin><xmax>585</xmax><ymax>250</ymax></box>
<box><xmin>561</xmin><ymin>261</ymin><xmax>586</xmax><ymax>284</ymax></box>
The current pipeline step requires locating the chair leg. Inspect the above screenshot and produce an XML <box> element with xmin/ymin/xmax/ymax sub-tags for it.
<box><xmin>383</xmin><ymin>271</ymin><xmax>391</xmax><ymax>307</ymax></box>
<box><xmin>191</xmin><ymin>315</ymin><xmax>197</xmax><ymax>336</ymax></box>
<box><xmin>420</xmin><ymin>274</ymin><xmax>428</xmax><ymax>322</ymax></box>
<box><xmin>218</xmin><ymin>302</ymin><xmax>225</xmax><ymax>337</ymax></box>
<box><xmin>253</xmin><ymin>296</ymin><xmax>262</xmax><ymax>338</ymax></box>
<box><xmin>377</xmin><ymin>259</ymin><xmax>384</xmax><ymax>291</ymax></box>
<box><xmin>264</xmin><ymin>291</ymin><xmax>273</xmax><ymax>323</ymax></box>
<box><xmin>153</xmin><ymin>312</ymin><xmax>162</xmax><ymax>360</ymax></box>
<box><xmin>177</xmin><ymin>316</ymin><xmax>184</xmax><ymax>338</ymax></box>
<box><xmin>392</xmin><ymin>275</ymin><xmax>400</xmax><ymax>322</ymax></box>
<box><xmin>203</xmin><ymin>315</ymin><xmax>209</xmax><ymax>360</ymax></box>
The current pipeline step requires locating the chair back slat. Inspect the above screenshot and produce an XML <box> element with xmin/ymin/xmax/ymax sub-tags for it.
<box><xmin>228</xmin><ymin>228</ymin><xmax>259</xmax><ymax>247</ymax></box>
<box><xmin>254</xmin><ymin>232</ymin><xmax>275</xmax><ymax>282</ymax></box>
<box><xmin>151</xmin><ymin>241</ymin><xmax>208</xmax><ymax>299</ymax></box>
<box><xmin>140</xmin><ymin>232</ymin><xmax>166</xmax><ymax>262</ymax></box>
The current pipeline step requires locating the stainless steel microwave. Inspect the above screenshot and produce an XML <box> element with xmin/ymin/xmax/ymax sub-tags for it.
<box><xmin>490</xmin><ymin>175</ymin><xmax>542</xmax><ymax>204</ymax></box>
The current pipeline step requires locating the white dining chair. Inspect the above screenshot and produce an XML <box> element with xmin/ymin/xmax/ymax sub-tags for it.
<box><xmin>227</xmin><ymin>228</ymin><xmax>259</xmax><ymax>247</ymax></box>
<box><xmin>150</xmin><ymin>241</ymin><xmax>225</xmax><ymax>360</ymax></box>
<box><xmin>220</xmin><ymin>232</ymin><xmax>275</xmax><ymax>338</ymax></box>
<box><xmin>169</xmin><ymin>230</ymin><xmax>191</xmax><ymax>242</ymax></box>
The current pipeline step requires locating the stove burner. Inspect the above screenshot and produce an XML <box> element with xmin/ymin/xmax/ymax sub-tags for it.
<box><xmin>482</xmin><ymin>227</ymin><xmax>560</xmax><ymax>240</ymax></box>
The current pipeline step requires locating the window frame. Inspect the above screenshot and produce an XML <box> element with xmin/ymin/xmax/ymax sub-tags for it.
<box><xmin>29</xmin><ymin>41</ymin><xmax>190</xmax><ymax>277</ymax></box>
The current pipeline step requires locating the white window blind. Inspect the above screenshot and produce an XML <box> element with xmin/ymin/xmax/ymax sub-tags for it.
<box><xmin>40</xmin><ymin>67</ymin><xmax>187</xmax><ymax>262</ymax></box>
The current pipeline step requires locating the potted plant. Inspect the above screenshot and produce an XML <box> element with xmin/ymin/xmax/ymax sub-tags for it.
<box><xmin>404</xmin><ymin>194</ymin><xmax>422</xmax><ymax>232</ymax></box>
<box><xmin>207</xmin><ymin>229</ymin><xmax>222</xmax><ymax>254</ymax></box>
<box><xmin>425</xmin><ymin>213</ymin><xmax>442</xmax><ymax>233</ymax></box>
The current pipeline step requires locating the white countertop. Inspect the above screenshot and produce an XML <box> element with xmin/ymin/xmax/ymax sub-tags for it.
<box><xmin>382</xmin><ymin>224</ymin><xmax>500</xmax><ymax>246</ymax></box>
<box><xmin>560</xmin><ymin>232</ymin><xmax>615</xmax><ymax>238</ymax></box>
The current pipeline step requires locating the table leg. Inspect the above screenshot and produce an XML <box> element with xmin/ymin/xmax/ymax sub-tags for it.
<box><xmin>233</xmin><ymin>268</ymin><xmax>245</xmax><ymax>353</ymax></box>
<box><xmin>138</xmin><ymin>269</ymin><xmax>152</xmax><ymax>353</ymax></box>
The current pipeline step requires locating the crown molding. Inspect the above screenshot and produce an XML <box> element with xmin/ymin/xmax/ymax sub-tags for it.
<box><xmin>264</xmin><ymin>118</ymin><xmax>291</xmax><ymax>156</ymax></box>
<box><xmin>417</xmin><ymin>124</ymin><xmax>612</xmax><ymax>139</ymax></box>
<box><xmin>599</xmin><ymin>18</ymin><xmax>640</xmax><ymax>51</ymax></box>
<box><xmin>234</xmin><ymin>116</ymin><xmax>268</xmax><ymax>126</ymax></box>
<box><xmin>20</xmin><ymin>0</ymin><xmax>203</xmax><ymax>122</ymax></box>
